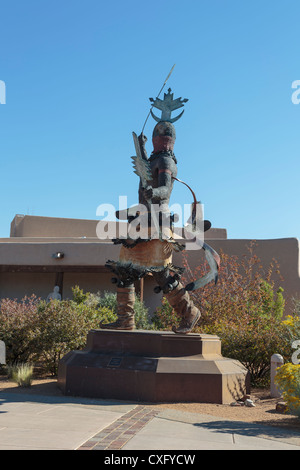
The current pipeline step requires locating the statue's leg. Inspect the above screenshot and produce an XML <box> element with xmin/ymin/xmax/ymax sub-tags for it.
<box><xmin>153</xmin><ymin>271</ymin><xmax>200</xmax><ymax>334</ymax></box>
<box><xmin>100</xmin><ymin>284</ymin><xmax>136</xmax><ymax>330</ymax></box>
<box><xmin>164</xmin><ymin>282</ymin><xmax>200</xmax><ymax>334</ymax></box>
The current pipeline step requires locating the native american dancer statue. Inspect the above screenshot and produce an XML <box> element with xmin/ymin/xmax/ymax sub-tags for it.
<box><xmin>101</xmin><ymin>87</ymin><xmax>220</xmax><ymax>334</ymax></box>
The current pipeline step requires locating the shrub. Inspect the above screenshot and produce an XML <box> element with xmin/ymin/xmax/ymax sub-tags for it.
<box><xmin>206</xmin><ymin>314</ymin><xmax>289</xmax><ymax>387</ymax></box>
<box><xmin>71</xmin><ymin>285</ymin><xmax>88</xmax><ymax>304</ymax></box>
<box><xmin>0</xmin><ymin>295</ymin><xmax>40</xmax><ymax>364</ymax></box>
<box><xmin>9</xmin><ymin>363</ymin><xmax>34</xmax><ymax>387</ymax></box>
<box><xmin>275</xmin><ymin>363</ymin><xmax>300</xmax><ymax>417</ymax></box>
<box><xmin>97</xmin><ymin>291</ymin><xmax>118</xmax><ymax>312</ymax></box>
<box><xmin>72</xmin><ymin>286</ymin><xmax>117</xmax><ymax>310</ymax></box>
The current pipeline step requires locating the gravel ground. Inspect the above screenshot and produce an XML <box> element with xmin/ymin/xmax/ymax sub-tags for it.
<box><xmin>1</xmin><ymin>376</ymin><xmax>299</xmax><ymax>432</ymax></box>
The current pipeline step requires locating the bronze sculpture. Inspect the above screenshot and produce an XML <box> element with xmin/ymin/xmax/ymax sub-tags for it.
<box><xmin>102</xmin><ymin>87</ymin><xmax>220</xmax><ymax>334</ymax></box>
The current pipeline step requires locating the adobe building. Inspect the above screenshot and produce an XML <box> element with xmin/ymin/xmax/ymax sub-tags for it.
<box><xmin>0</xmin><ymin>214</ymin><xmax>299</xmax><ymax>315</ymax></box>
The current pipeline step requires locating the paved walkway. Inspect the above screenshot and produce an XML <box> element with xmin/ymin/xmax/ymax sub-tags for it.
<box><xmin>0</xmin><ymin>391</ymin><xmax>299</xmax><ymax>450</ymax></box>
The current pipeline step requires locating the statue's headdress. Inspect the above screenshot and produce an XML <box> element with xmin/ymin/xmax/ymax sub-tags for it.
<box><xmin>149</xmin><ymin>88</ymin><xmax>188</xmax><ymax>124</ymax></box>
<box><xmin>149</xmin><ymin>88</ymin><xmax>188</xmax><ymax>153</ymax></box>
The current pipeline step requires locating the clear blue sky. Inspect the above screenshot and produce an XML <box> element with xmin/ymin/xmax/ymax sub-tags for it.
<box><xmin>0</xmin><ymin>0</ymin><xmax>299</xmax><ymax>240</ymax></box>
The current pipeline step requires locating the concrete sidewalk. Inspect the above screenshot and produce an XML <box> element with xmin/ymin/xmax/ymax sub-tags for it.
<box><xmin>0</xmin><ymin>391</ymin><xmax>299</xmax><ymax>450</ymax></box>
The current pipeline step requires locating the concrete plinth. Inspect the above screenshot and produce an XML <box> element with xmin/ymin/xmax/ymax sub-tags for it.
<box><xmin>57</xmin><ymin>329</ymin><xmax>250</xmax><ymax>404</ymax></box>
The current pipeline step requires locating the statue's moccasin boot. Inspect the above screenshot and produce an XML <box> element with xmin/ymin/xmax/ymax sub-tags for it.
<box><xmin>172</xmin><ymin>309</ymin><xmax>201</xmax><ymax>334</ymax></box>
<box><xmin>100</xmin><ymin>286</ymin><xmax>136</xmax><ymax>331</ymax></box>
<box><xmin>164</xmin><ymin>282</ymin><xmax>201</xmax><ymax>334</ymax></box>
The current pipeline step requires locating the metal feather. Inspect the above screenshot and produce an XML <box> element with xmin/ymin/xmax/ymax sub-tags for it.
<box><xmin>185</xmin><ymin>242</ymin><xmax>220</xmax><ymax>292</ymax></box>
<box><xmin>131</xmin><ymin>154</ymin><xmax>152</xmax><ymax>188</ymax></box>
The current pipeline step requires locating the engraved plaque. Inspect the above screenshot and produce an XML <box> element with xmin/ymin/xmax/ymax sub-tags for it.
<box><xmin>107</xmin><ymin>357</ymin><xmax>122</xmax><ymax>368</ymax></box>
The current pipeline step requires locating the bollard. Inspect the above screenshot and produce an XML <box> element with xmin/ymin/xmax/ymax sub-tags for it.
<box><xmin>270</xmin><ymin>353</ymin><xmax>284</xmax><ymax>398</ymax></box>
<box><xmin>0</xmin><ymin>340</ymin><xmax>5</xmax><ymax>365</ymax></box>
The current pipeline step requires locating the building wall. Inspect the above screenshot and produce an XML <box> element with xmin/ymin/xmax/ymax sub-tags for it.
<box><xmin>62</xmin><ymin>272</ymin><xmax>115</xmax><ymax>299</ymax></box>
<box><xmin>0</xmin><ymin>272</ymin><xmax>55</xmax><ymax>300</ymax></box>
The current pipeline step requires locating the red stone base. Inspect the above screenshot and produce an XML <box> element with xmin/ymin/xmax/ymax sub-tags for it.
<box><xmin>57</xmin><ymin>329</ymin><xmax>250</xmax><ymax>404</ymax></box>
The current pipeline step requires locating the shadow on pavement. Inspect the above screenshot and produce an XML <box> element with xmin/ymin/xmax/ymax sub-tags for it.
<box><xmin>194</xmin><ymin>419</ymin><xmax>300</xmax><ymax>440</ymax></box>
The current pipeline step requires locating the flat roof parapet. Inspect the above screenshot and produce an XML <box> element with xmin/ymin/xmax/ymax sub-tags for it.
<box><xmin>10</xmin><ymin>215</ymin><xmax>227</xmax><ymax>240</ymax></box>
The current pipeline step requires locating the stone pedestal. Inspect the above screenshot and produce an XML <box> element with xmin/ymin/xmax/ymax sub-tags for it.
<box><xmin>57</xmin><ymin>329</ymin><xmax>250</xmax><ymax>404</ymax></box>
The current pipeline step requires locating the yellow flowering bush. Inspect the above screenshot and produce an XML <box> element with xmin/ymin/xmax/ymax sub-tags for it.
<box><xmin>275</xmin><ymin>363</ymin><xmax>300</xmax><ymax>417</ymax></box>
<box><xmin>282</xmin><ymin>314</ymin><xmax>300</xmax><ymax>335</ymax></box>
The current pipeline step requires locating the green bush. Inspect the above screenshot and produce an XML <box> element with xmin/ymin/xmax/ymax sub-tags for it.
<box><xmin>34</xmin><ymin>297</ymin><xmax>117</xmax><ymax>375</ymax></box>
<box><xmin>72</xmin><ymin>286</ymin><xmax>115</xmax><ymax>309</ymax></box>
<box><xmin>97</xmin><ymin>290</ymin><xmax>118</xmax><ymax>312</ymax></box>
